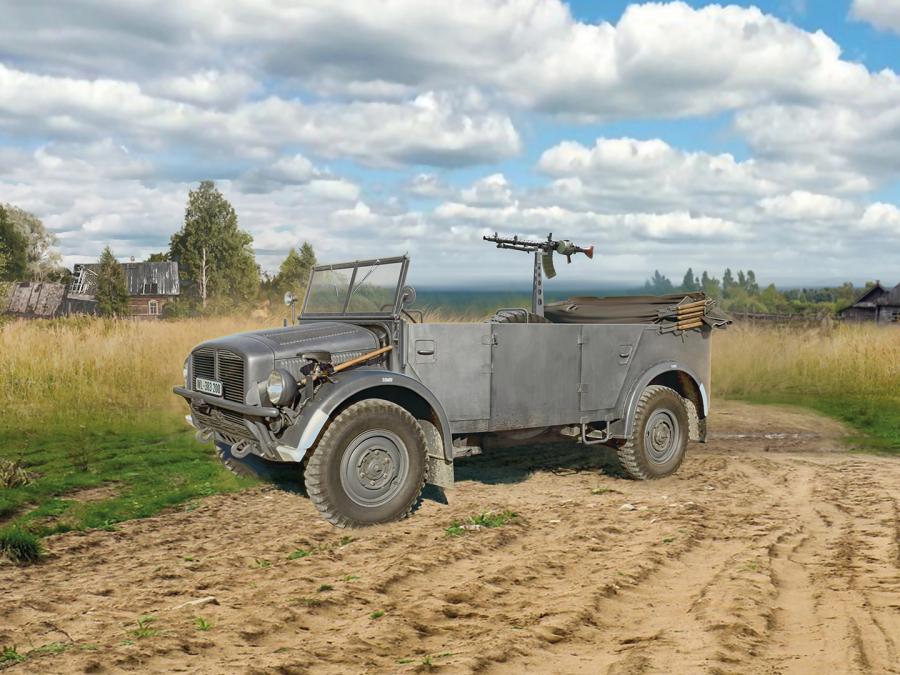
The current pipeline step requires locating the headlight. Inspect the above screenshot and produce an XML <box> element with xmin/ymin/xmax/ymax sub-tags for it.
<box><xmin>183</xmin><ymin>359</ymin><xmax>189</xmax><ymax>387</ymax></box>
<box><xmin>266</xmin><ymin>369</ymin><xmax>298</xmax><ymax>406</ymax></box>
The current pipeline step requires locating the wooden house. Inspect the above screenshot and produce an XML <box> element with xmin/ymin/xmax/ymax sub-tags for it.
<box><xmin>839</xmin><ymin>282</ymin><xmax>900</xmax><ymax>324</ymax></box>
<box><xmin>69</xmin><ymin>261</ymin><xmax>180</xmax><ymax>319</ymax></box>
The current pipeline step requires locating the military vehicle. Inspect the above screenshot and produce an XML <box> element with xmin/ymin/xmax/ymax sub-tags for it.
<box><xmin>174</xmin><ymin>234</ymin><xmax>729</xmax><ymax>527</ymax></box>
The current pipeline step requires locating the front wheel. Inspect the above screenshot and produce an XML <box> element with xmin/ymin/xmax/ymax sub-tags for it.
<box><xmin>304</xmin><ymin>399</ymin><xmax>426</xmax><ymax>527</ymax></box>
<box><xmin>616</xmin><ymin>385</ymin><xmax>688</xmax><ymax>480</ymax></box>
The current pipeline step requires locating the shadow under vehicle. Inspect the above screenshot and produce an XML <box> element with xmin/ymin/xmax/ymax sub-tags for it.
<box><xmin>174</xmin><ymin>234</ymin><xmax>730</xmax><ymax>527</ymax></box>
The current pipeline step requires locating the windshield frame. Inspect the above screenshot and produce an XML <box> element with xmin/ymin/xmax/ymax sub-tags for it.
<box><xmin>300</xmin><ymin>255</ymin><xmax>410</xmax><ymax>319</ymax></box>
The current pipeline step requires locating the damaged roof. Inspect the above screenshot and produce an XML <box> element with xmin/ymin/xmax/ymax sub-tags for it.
<box><xmin>71</xmin><ymin>261</ymin><xmax>180</xmax><ymax>297</ymax></box>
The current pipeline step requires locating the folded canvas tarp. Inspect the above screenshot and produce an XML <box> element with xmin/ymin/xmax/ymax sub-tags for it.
<box><xmin>544</xmin><ymin>293</ymin><xmax>731</xmax><ymax>329</ymax></box>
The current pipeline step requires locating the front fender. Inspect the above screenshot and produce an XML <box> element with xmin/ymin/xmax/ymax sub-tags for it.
<box><xmin>620</xmin><ymin>361</ymin><xmax>707</xmax><ymax>438</ymax></box>
<box><xmin>280</xmin><ymin>369</ymin><xmax>454</xmax><ymax>463</ymax></box>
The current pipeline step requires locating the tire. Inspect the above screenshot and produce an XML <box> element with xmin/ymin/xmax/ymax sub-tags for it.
<box><xmin>617</xmin><ymin>385</ymin><xmax>689</xmax><ymax>480</ymax></box>
<box><xmin>304</xmin><ymin>399</ymin><xmax>427</xmax><ymax>528</ymax></box>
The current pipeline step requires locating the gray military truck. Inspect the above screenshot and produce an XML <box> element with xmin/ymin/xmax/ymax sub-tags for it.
<box><xmin>174</xmin><ymin>234</ymin><xmax>729</xmax><ymax>527</ymax></box>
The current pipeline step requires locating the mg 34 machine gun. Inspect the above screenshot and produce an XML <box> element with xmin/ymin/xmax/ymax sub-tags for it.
<box><xmin>483</xmin><ymin>232</ymin><xmax>594</xmax><ymax>316</ymax></box>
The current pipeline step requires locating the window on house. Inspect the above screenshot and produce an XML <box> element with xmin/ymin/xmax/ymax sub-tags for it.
<box><xmin>149</xmin><ymin>300</ymin><xmax>159</xmax><ymax>316</ymax></box>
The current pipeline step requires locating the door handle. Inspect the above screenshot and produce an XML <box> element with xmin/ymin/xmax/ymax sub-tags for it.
<box><xmin>416</xmin><ymin>348</ymin><xmax>435</xmax><ymax>356</ymax></box>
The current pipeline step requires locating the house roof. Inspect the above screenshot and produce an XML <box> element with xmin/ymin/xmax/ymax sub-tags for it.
<box><xmin>72</xmin><ymin>261</ymin><xmax>180</xmax><ymax>297</ymax></box>
<box><xmin>3</xmin><ymin>282</ymin><xmax>67</xmax><ymax>317</ymax></box>
<box><xmin>848</xmin><ymin>282</ymin><xmax>887</xmax><ymax>308</ymax></box>
<box><xmin>880</xmin><ymin>282</ymin><xmax>900</xmax><ymax>307</ymax></box>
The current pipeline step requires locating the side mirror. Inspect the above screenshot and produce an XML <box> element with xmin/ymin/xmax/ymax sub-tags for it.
<box><xmin>399</xmin><ymin>285</ymin><xmax>416</xmax><ymax>307</ymax></box>
<box><xmin>283</xmin><ymin>291</ymin><xmax>296</xmax><ymax>307</ymax></box>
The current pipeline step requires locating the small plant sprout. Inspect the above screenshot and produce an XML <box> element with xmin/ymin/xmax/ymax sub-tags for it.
<box><xmin>0</xmin><ymin>646</ymin><xmax>25</xmax><ymax>665</ymax></box>
<box><xmin>288</xmin><ymin>549</ymin><xmax>311</xmax><ymax>560</ymax></box>
<box><xmin>343</xmin><ymin>574</ymin><xmax>360</xmax><ymax>582</ymax></box>
<box><xmin>195</xmin><ymin>617</ymin><xmax>212</xmax><ymax>632</ymax></box>
<box><xmin>254</xmin><ymin>558</ymin><xmax>272</xmax><ymax>568</ymax></box>
<box><xmin>445</xmin><ymin>510</ymin><xmax>518</xmax><ymax>537</ymax></box>
<box><xmin>317</xmin><ymin>584</ymin><xmax>333</xmax><ymax>593</ymax></box>
<box><xmin>369</xmin><ymin>610</ymin><xmax>385</xmax><ymax>620</ymax></box>
<box><xmin>129</xmin><ymin>615</ymin><xmax>158</xmax><ymax>639</ymax></box>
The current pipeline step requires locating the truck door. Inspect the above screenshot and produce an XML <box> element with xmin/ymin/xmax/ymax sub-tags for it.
<box><xmin>579</xmin><ymin>325</ymin><xmax>645</xmax><ymax>412</ymax></box>
<box><xmin>489</xmin><ymin>323</ymin><xmax>581</xmax><ymax>429</ymax></box>
<box><xmin>405</xmin><ymin>324</ymin><xmax>492</xmax><ymax>423</ymax></box>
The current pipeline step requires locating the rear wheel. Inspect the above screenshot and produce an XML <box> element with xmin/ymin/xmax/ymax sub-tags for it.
<box><xmin>617</xmin><ymin>385</ymin><xmax>688</xmax><ymax>480</ymax></box>
<box><xmin>304</xmin><ymin>399</ymin><xmax>426</xmax><ymax>527</ymax></box>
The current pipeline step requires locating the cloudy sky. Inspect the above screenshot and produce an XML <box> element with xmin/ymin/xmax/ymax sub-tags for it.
<box><xmin>1</xmin><ymin>0</ymin><xmax>899</xmax><ymax>287</ymax></box>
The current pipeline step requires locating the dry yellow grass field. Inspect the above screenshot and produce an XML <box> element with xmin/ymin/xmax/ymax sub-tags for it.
<box><xmin>2</xmin><ymin>315</ymin><xmax>897</xmax><ymax>434</ymax></box>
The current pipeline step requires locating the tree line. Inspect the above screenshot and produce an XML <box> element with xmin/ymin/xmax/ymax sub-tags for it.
<box><xmin>643</xmin><ymin>267</ymin><xmax>862</xmax><ymax>315</ymax></box>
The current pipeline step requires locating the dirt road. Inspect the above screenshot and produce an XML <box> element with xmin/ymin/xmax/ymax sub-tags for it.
<box><xmin>2</xmin><ymin>402</ymin><xmax>899</xmax><ymax>674</ymax></box>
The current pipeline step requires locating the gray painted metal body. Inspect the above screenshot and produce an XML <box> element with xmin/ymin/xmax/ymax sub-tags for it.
<box><xmin>175</xmin><ymin>255</ymin><xmax>715</xmax><ymax>490</ymax></box>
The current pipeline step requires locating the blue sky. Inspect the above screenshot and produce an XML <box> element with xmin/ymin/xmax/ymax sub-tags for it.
<box><xmin>1</xmin><ymin>0</ymin><xmax>899</xmax><ymax>287</ymax></box>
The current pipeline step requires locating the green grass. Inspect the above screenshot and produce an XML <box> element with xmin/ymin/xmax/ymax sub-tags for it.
<box><xmin>0</xmin><ymin>646</ymin><xmax>25</xmax><ymax>666</ymax></box>
<box><xmin>369</xmin><ymin>610</ymin><xmax>385</xmax><ymax>620</ymax></box>
<box><xmin>194</xmin><ymin>617</ymin><xmax>212</xmax><ymax>632</ymax></box>
<box><xmin>0</xmin><ymin>528</ymin><xmax>43</xmax><ymax>564</ymax></box>
<box><xmin>445</xmin><ymin>510</ymin><xmax>518</xmax><ymax>537</ymax></box>
<box><xmin>0</xmin><ymin>414</ymin><xmax>254</xmax><ymax>562</ymax></box>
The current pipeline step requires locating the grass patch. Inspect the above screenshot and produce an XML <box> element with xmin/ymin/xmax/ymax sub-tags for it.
<box><xmin>369</xmin><ymin>610</ymin><xmax>385</xmax><ymax>620</ymax></box>
<box><xmin>0</xmin><ymin>415</ymin><xmax>254</xmax><ymax>539</ymax></box>
<box><xmin>445</xmin><ymin>510</ymin><xmax>518</xmax><ymax>537</ymax></box>
<box><xmin>287</xmin><ymin>548</ymin><xmax>311</xmax><ymax>560</ymax></box>
<box><xmin>317</xmin><ymin>584</ymin><xmax>333</xmax><ymax>593</ymax></box>
<box><xmin>194</xmin><ymin>617</ymin><xmax>212</xmax><ymax>632</ymax></box>
<box><xmin>0</xmin><ymin>528</ymin><xmax>43</xmax><ymax>564</ymax></box>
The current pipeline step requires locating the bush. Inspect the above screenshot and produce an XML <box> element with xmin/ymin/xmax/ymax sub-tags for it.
<box><xmin>0</xmin><ymin>529</ymin><xmax>43</xmax><ymax>564</ymax></box>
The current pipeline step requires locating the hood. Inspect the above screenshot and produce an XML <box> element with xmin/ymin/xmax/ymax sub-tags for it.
<box><xmin>192</xmin><ymin>321</ymin><xmax>380</xmax><ymax>403</ymax></box>
<box><xmin>247</xmin><ymin>321</ymin><xmax>379</xmax><ymax>362</ymax></box>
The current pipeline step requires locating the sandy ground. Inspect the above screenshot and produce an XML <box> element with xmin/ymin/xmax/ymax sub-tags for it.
<box><xmin>2</xmin><ymin>401</ymin><xmax>899</xmax><ymax>675</ymax></box>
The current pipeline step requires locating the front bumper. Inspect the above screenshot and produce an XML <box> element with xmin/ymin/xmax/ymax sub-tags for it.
<box><xmin>173</xmin><ymin>386</ymin><xmax>279</xmax><ymax>418</ymax></box>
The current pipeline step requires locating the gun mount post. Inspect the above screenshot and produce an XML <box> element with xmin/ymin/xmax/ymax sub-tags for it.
<box><xmin>532</xmin><ymin>250</ymin><xmax>544</xmax><ymax>316</ymax></box>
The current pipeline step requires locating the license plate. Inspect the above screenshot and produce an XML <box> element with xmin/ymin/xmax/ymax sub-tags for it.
<box><xmin>195</xmin><ymin>378</ymin><xmax>223</xmax><ymax>396</ymax></box>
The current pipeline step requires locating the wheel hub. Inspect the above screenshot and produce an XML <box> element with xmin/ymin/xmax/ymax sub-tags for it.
<box><xmin>644</xmin><ymin>409</ymin><xmax>680</xmax><ymax>464</ymax></box>
<box><xmin>357</xmin><ymin>447</ymin><xmax>395</xmax><ymax>488</ymax></box>
<box><xmin>340</xmin><ymin>429</ymin><xmax>410</xmax><ymax>507</ymax></box>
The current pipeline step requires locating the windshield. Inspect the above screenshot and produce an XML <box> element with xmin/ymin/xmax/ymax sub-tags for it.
<box><xmin>303</xmin><ymin>258</ymin><xmax>406</xmax><ymax>315</ymax></box>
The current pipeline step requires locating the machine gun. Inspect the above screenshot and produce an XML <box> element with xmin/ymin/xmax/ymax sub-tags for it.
<box><xmin>483</xmin><ymin>232</ymin><xmax>594</xmax><ymax>317</ymax></box>
<box><xmin>483</xmin><ymin>232</ymin><xmax>593</xmax><ymax>279</ymax></box>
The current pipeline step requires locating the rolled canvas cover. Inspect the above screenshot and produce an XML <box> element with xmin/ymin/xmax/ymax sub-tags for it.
<box><xmin>544</xmin><ymin>293</ymin><xmax>731</xmax><ymax>327</ymax></box>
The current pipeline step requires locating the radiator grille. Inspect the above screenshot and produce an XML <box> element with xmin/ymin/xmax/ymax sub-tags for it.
<box><xmin>217</xmin><ymin>350</ymin><xmax>245</xmax><ymax>404</ymax></box>
<box><xmin>191</xmin><ymin>348</ymin><xmax>246</xmax><ymax>404</ymax></box>
<box><xmin>192</xmin><ymin>348</ymin><xmax>216</xmax><ymax>381</ymax></box>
